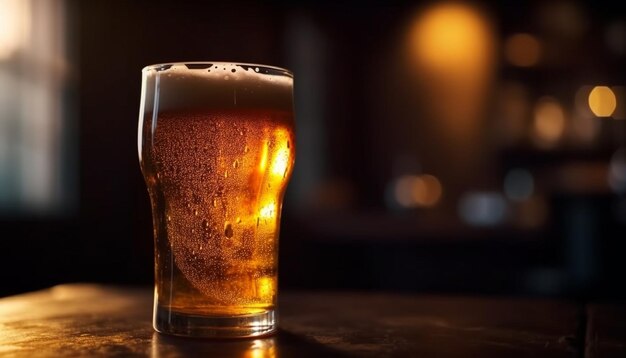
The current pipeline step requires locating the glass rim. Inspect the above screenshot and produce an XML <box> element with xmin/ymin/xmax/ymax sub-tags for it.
<box><xmin>142</xmin><ymin>61</ymin><xmax>293</xmax><ymax>78</ymax></box>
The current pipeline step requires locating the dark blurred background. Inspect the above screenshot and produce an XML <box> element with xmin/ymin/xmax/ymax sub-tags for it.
<box><xmin>1</xmin><ymin>0</ymin><xmax>625</xmax><ymax>299</ymax></box>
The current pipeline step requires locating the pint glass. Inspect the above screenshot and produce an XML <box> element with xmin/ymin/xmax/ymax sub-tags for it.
<box><xmin>138</xmin><ymin>62</ymin><xmax>295</xmax><ymax>337</ymax></box>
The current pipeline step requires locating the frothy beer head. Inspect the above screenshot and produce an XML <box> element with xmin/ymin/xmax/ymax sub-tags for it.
<box><xmin>141</xmin><ymin>62</ymin><xmax>293</xmax><ymax>113</ymax></box>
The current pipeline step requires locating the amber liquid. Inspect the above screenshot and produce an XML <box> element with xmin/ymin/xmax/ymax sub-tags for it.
<box><xmin>140</xmin><ymin>109</ymin><xmax>295</xmax><ymax>317</ymax></box>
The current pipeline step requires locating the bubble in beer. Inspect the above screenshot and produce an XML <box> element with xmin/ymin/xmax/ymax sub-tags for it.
<box><xmin>224</xmin><ymin>222</ymin><xmax>233</xmax><ymax>238</ymax></box>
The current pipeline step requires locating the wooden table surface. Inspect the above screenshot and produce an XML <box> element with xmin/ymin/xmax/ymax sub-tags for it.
<box><xmin>0</xmin><ymin>284</ymin><xmax>623</xmax><ymax>357</ymax></box>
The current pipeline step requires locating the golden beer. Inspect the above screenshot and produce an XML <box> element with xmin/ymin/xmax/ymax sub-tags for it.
<box><xmin>138</xmin><ymin>63</ymin><xmax>294</xmax><ymax>337</ymax></box>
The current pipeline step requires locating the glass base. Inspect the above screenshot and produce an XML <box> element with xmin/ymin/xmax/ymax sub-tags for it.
<box><xmin>153</xmin><ymin>305</ymin><xmax>277</xmax><ymax>338</ymax></box>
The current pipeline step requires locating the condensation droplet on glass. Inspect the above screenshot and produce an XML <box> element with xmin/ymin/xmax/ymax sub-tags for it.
<box><xmin>224</xmin><ymin>222</ymin><xmax>233</xmax><ymax>238</ymax></box>
<box><xmin>287</xmin><ymin>140</ymin><xmax>290</xmax><ymax>149</ymax></box>
<box><xmin>212</xmin><ymin>198</ymin><xmax>218</xmax><ymax>208</ymax></box>
<box><xmin>202</xmin><ymin>219</ymin><xmax>209</xmax><ymax>230</ymax></box>
<box><xmin>193</xmin><ymin>209</ymin><xmax>198</xmax><ymax>216</ymax></box>
<box><xmin>236</xmin><ymin>217</ymin><xmax>242</xmax><ymax>224</ymax></box>
<box><xmin>224</xmin><ymin>170</ymin><xmax>229</xmax><ymax>178</ymax></box>
<box><xmin>255</xmin><ymin>67</ymin><xmax>259</xmax><ymax>72</ymax></box>
<box><xmin>166</xmin><ymin>215</ymin><xmax>171</xmax><ymax>222</ymax></box>
<box><xmin>244</xmin><ymin>146</ymin><xmax>249</xmax><ymax>153</ymax></box>
<box><xmin>233</xmin><ymin>159</ymin><xmax>240</xmax><ymax>169</ymax></box>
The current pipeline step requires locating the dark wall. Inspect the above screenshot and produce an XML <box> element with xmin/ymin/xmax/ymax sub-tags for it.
<box><xmin>1</xmin><ymin>0</ymin><xmax>625</xmax><ymax>299</ymax></box>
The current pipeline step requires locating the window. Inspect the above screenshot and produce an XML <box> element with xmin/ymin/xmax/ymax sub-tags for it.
<box><xmin>0</xmin><ymin>0</ymin><xmax>74</xmax><ymax>215</ymax></box>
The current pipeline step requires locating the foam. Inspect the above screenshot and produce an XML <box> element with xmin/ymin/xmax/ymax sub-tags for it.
<box><xmin>141</xmin><ymin>63</ymin><xmax>293</xmax><ymax>113</ymax></box>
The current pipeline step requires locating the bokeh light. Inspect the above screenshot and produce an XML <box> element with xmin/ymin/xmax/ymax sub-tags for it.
<box><xmin>408</xmin><ymin>2</ymin><xmax>495</xmax><ymax>162</ymax></box>
<box><xmin>504</xmin><ymin>33</ymin><xmax>542</xmax><ymax>67</ymax></box>
<box><xmin>503</xmin><ymin>168</ymin><xmax>534</xmax><ymax>201</ymax></box>
<box><xmin>0</xmin><ymin>0</ymin><xmax>30</xmax><ymax>59</ymax></box>
<box><xmin>410</xmin><ymin>3</ymin><xmax>493</xmax><ymax>72</ymax></box>
<box><xmin>394</xmin><ymin>174</ymin><xmax>443</xmax><ymax>208</ymax></box>
<box><xmin>458</xmin><ymin>192</ymin><xmax>507</xmax><ymax>226</ymax></box>
<box><xmin>532</xmin><ymin>97</ymin><xmax>566</xmax><ymax>148</ymax></box>
<box><xmin>588</xmin><ymin>86</ymin><xmax>617</xmax><ymax>117</ymax></box>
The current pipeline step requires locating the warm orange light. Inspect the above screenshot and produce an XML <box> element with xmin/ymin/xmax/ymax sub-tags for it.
<box><xmin>245</xmin><ymin>339</ymin><xmax>276</xmax><ymax>358</ymax></box>
<box><xmin>407</xmin><ymin>2</ymin><xmax>495</xmax><ymax>153</ymax></box>
<box><xmin>410</xmin><ymin>3</ymin><xmax>493</xmax><ymax>72</ymax></box>
<box><xmin>270</xmin><ymin>128</ymin><xmax>290</xmax><ymax>177</ymax></box>
<box><xmin>504</xmin><ymin>33</ymin><xmax>542</xmax><ymax>67</ymax></box>
<box><xmin>0</xmin><ymin>0</ymin><xmax>30</xmax><ymax>59</ymax></box>
<box><xmin>588</xmin><ymin>86</ymin><xmax>617</xmax><ymax>117</ymax></box>
<box><xmin>255</xmin><ymin>276</ymin><xmax>274</xmax><ymax>301</ymax></box>
<box><xmin>532</xmin><ymin>97</ymin><xmax>566</xmax><ymax>148</ymax></box>
<box><xmin>258</xmin><ymin>141</ymin><xmax>269</xmax><ymax>173</ymax></box>
<box><xmin>394</xmin><ymin>174</ymin><xmax>443</xmax><ymax>208</ymax></box>
<box><xmin>259</xmin><ymin>201</ymin><xmax>276</xmax><ymax>219</ymax></box>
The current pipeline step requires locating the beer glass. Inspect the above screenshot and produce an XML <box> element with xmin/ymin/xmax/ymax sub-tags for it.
<box><xmin>138</xmin><ymin>62</ymin><xmax>295</xmax><ymax>338</ymax></box>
